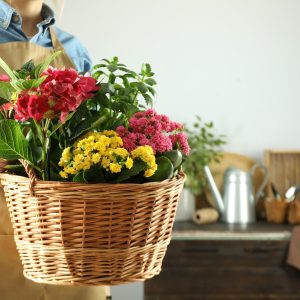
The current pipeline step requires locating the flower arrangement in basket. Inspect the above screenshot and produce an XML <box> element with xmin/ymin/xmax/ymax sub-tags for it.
<box><xmin>0</xmin><ymin>53</ymin><xmax>189</xmax><ymax>286</ymax></box>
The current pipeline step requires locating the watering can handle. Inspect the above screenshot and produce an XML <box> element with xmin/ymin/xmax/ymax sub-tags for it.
<box><xmin>250</xmin><ymin>163</ymin><xmax>269</xmax><ymax>202</ymax></box>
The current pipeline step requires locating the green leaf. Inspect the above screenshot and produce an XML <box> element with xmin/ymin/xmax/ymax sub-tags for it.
<box><xmin>100</xmin><ymin>83</ymin><xmax>115</xmax><ymax>94</ymax></box>
<box><xmin>112</xmin><ymin>56</ymin><xmax>119</xmax><ymax>64</ymax></box>
<box><xmin>0</xmin><ymin>81</ymin><xmax>13</xmax><ymax>101</ymax></box>
<box><xmin>163</xmin><ymin>150</ymin><xmax>183</xmax><ymax>170</ymax></box>
<box><xmin>4</xmin><ymin>164</ymin><xmax>23</xmax><ymax>171</ymax></box>
<box><xmin>49</xmin><ymin>167</ymin><xmax>62</xmax><ymax>181</ymax></box>
<box><xmin>21</xmin><ymin>59</ymin><xmax>35</xmax><ymax>73</ymax></box>
<box><xmin>83</xmin><ymin>165</ymin><xmax>106</xmax><ymax>183</ymax></box>
<box><xmin>92</xmin><ymin>63</ymin><xmax>107</xmax><ymax>70</ymax></box>
<box><xmin>111</xmin><ymin>160</ymin><xmax>146</xmax><ymax>183</ymax></box>
<box><xmin>92</xmin><ymin>70</ymin><xmax>104</xmax><ymax>80</ymax></box>
<box><xmin>118</xmin><ymin>67</ymin><xmax>135</xmax><ymax>73</ymax></box>
<box><xmin>148</xmin><ymin>86</ymin><xmax>156</xmax><ymax>96</ymax></box>
<box><xmin>0</xmin><ymin>57</ymin><xmax>18</xmax><ymax>80</ymax></box>
<box><xmin>141</xmin><ymin>63</ymin><xmax>152</xmax><ymax>76</ymax></box>
<box><xmin>123</xmin><ymin>103</ymin><xmax>140</xmax><ymax>115</ymax></box>
<box><xmin>136</xmin><ymin>82</ymin><xmax>148</xmax><ymax>93</ymax></box>
<box><xmin>145</xmin><ymin>78</ymin><xmax>157</xmax><ymax>86</ymax></box>
<box><xmin>142</xmin><ymin>93</ymin><xmax>153</xmax><ymax>106</ymax></box>
<box><xmin>73</xmin><ymin>172</ymin><xmax>86</xmax><ymax>183</ymax></box>
<box><xmin>109</xmin><ymin>73</ymin><xmax>116</xmax><ymax>83</ymax></box>
<box><xmin>11</xmin><ymin>76</ymin><xmax>46</xmax><ymax>90</ymax></box>
<box><xmin>108</xmin><ymin>65</ymin><xmax>118</xmax><ymax>72</ymax></box>
<box><xmin>0</xmin><ymin>97</ymin><xmax>8</xmax><ymax>105</ymax></box>
<box><xmin>33</xmin><ymin>50</ymin><xmax>62</xmax><ymax>78</ymax></box>
<box><xmin>0</xmin><ymin>119</ymin><xmax>34</xmax><ymax>163</ymax></box>
<box><xmin>146</xmin><ymin>157</ymin><xmax>174</xmax><ymax>182</ymax></box>
<box><xmin>69</xmin><ymin>115</ymin><xmax>107</xmax><ymax>142</ymax></box>
<box><xmin>94</xmin><ymin>93</ymin><xmax>110</xmax><ymax>107</ymax></box>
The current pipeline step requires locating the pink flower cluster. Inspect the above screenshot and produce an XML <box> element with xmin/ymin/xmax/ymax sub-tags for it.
<box><xmin>0</xmin><ymin>74</ymin><xmax>9</xmax><ymax>82</ymax></box>
<box><xmin>13</xmin><ymin>67</ymin><xmax>98</xmax><ymax>123</ymax></box>
<box><xmin>116</xmin><ymin>109</ymin><xmax>190</xmax><ymax>155</ymax></box>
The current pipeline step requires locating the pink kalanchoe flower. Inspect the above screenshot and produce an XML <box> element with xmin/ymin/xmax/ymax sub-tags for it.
<box><xmin>170</xmin><ymin>132</ymin><xmax>190</xmax><ymax>155</ymax></box>
<box><xmin>116</xmin><ymin>109</ymin><xmax>190</xmax><ymax>155</ymax></box>
<box><xmin>150</xmin><ymin>133</ymin><xmax>173</xmax><ymax>153</ymax></box>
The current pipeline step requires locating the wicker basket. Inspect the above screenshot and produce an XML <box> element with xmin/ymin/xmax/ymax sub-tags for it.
<box><xmin>0</xmin><ymin>165</ymin><xmax>185</xmax><ymax>286</ymax></box>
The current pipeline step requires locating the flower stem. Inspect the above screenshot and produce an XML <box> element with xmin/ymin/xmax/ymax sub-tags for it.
<box><xmin>35</xmin><ymin>119</ymin><xmax>50</xmax><ymax>180</ymax></box>
<box><xmin>41</xmin><ymin>129</ymin><xmax>47</xmax><ymax>180</ymax></box>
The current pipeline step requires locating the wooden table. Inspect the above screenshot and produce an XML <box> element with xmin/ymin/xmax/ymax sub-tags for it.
<box><xmin>144</xmin><ymin>222</ymin><xmax>300</xmax><ymax>300</ymax></box>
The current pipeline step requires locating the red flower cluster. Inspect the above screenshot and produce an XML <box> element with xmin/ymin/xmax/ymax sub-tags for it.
<box><xmin>14</xmin><ymin>67</ymin><xmax>98</xmax><ymax>123</ymax></box>
<box><xmin>117</xmin><ymin>109</ymin><xmax>190</xmax><ymax>155</ymax></box>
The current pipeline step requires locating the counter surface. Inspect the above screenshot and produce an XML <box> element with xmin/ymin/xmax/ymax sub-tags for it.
<box><xmin>172</xmin><ymin>221</ymin><xmax>293</xmax><ymax>240</ymax></box>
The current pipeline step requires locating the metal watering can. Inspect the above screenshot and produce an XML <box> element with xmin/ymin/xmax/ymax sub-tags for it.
<box><xmin>204</xmin><ymin>164</ymin><xmax>269</xmax><ymax>224</ymax></box>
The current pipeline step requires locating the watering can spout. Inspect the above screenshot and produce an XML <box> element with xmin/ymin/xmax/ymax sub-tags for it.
<box><xmin>204</xmin><ymin>165</ymin><xmax>224</xmax><ymax>214</ymax></box>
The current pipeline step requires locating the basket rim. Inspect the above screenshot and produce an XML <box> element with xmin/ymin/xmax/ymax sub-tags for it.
<box><xmin>0</xmin><ymin>170</ymin><xmax>185</xmax><ymax>188</ymax></box>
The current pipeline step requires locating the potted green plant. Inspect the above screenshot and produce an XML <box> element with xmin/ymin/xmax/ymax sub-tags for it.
<box><xmin>176</xmin><ymin>116</ymin><xmax>226</xmax><ymax>220</ymax></box>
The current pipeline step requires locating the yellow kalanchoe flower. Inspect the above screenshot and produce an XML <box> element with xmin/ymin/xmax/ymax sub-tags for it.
<box><xmin>125</xmin><ymin>157</ymin><xmax>133</xmax><ymax>169</ymax></box>
<box><xmin>109</xmin><ymin>163</ymin><xmax>122</xmax><ymax>173</ymax></box>
<box><xmin>59</xmin><ymin>131</ymin><xmax>135</xmax><ymax>178</ymax></box>
<box><xmin>58</xmin><ymin>147</ymin><xmax>72</xmax><ymax>167</ymax></box>
<box><xmin>131</xmin><ymin>145</ymin><xmax>157</xmax><ymax>177</ymax></box>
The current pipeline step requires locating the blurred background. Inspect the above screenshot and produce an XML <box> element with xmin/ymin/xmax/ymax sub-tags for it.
<box><xmin>52</xmin><ymin>1</ymin><xmax>300</xmax><ymax>299</ymax></box>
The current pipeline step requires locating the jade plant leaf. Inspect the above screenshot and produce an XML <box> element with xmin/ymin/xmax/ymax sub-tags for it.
<box><xmin>146</xmin><ymin>156</ymin><xmax>174</xmax><ymax>182</ymax></box>
<box><xmin>0</xmin><ymin>120</ymin><xmax>34</xmax><ymax>163</ymax></box>
<box><xmin>83</xmin><ymin>165</ymin><xmax>106</xmax><ymax>183</ymax></box>
<box><xmin>163</xmin><ymin>150</ymin><xmax>183</xmax><ymax>170</ymax></box>
<box><xmin>111</xmin><ymin>160</ymin><xmax>146</xmax><ymax>183</ymax></box>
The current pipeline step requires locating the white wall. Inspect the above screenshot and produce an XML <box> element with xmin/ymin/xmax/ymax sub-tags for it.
<box><xmin>55</xmin><ymin>1</ymin><xmax>300</xmax><ymax>299</ymax></box>
<box><xmin>57</xmin><ymin>0</ymin><xmax>300</xmax><ymax>162</ymax></box>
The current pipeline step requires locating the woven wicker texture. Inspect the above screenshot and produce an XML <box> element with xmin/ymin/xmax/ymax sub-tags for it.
<box><xmin>0</xmin><ymin>171</ymin><xmax>185</xmax><ymax>286</ymax></box>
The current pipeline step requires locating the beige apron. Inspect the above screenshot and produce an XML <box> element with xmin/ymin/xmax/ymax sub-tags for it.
<box><xmin>0</xmin><ymin>28</ymin><xmax>109</xmax><ymax>300</ymax></box>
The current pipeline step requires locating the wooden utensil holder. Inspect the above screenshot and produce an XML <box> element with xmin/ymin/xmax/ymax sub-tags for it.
<box><xmin>265</xmin><ymin>199</ymin><xmax>288</xmax><ymax>224</ymax></box>
<box><xmin>288</xmin><ymin>201</ymin><xmax>300</xmax><ymax>224</ymax></box>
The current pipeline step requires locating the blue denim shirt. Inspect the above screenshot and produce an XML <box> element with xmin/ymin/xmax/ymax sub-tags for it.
<box><xmin>0</xmin><ymin>1</ymin><xmax>92</xmax><ymax>72</ymax></box>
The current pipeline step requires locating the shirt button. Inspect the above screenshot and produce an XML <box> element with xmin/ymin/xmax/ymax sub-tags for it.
<box><xmin>12</xmin><ymin>14</ymin><xmax>20</xmax><ymax>23</ymax></box>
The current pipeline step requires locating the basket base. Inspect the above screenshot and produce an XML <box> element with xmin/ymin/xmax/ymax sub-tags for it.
<box><xmin>18</xmin><ymin>240</ymin><xmax>169</xmax><ymax>286</ymax></box>
<box><xmin>23</xmin><ymin>266</ymin><xmax>162</xmax><ymax>286</ymax></box>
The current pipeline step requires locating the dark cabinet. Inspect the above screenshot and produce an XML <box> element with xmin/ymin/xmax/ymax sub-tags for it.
<box><xmin>144</xmin><ymin>223</ymin><xmax>300</xmax><ymax>300</ymax></box>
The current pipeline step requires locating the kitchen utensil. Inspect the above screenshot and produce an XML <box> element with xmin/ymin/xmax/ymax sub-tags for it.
<box><xmin>204</xmin><ymin>163</ymin><xmax>269</xmax><ymax>224</ymax></box>
<box><xmin>285</xmin><ymin>185</ymin><xmax>300</xmax><ymax>202</ymax></box>
<box><xmin>264</xmin><ymin>150</ymin><xmax>300</xmax><ymax>201</ymax></box>
<box><xmin>271</xmin><ymin>182</ymin><xmax>281</xmax><ymax>200</ymax></box>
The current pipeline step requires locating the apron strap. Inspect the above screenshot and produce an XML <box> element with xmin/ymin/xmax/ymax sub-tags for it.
<box><xmin>49</xmin><ymin>27</ymin><xmax>63</xmax><ymax>50</ymax></box>
<box><xmin>48</xmin><ymin>27</ymin><xmax>75</xmax><ymax>69</ymax></box>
